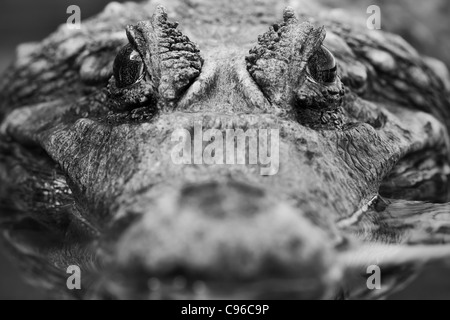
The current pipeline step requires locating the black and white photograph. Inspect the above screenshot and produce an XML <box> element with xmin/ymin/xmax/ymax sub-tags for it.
<box><xmin>0</xmin><ymin>0</ymin><xmax>449</xmax><ymax>303</ymax></box>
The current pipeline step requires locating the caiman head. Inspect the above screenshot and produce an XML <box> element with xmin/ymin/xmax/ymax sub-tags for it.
<box><xmin>0</xmin><ymin>0</ymin><xmax>450</xmax><ymax>299</ymax></box>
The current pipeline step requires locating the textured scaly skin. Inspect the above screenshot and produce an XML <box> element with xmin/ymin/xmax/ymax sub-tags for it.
<box><xmin>0</xmin><ymin>0</ymin><xmax>449</xmax><ymax>299</ymax></box>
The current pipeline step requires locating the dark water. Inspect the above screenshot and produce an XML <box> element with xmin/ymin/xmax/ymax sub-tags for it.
<box><xmin>376</xmin><ymin>161</ymin><xmax>450</xmax><ymax>299</ymax></box>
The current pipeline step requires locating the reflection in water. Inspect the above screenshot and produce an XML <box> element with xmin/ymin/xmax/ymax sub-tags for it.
<box><xmin>379</xmin><ymin>147</ymin><xmax>450</xmax><ymax>203</ymax></box>
<box><xmin>381</xmin><ymin>174</ymin><xmax>450</xmax><ymax>203</ymax></box>
<box><xmin>363</xmin><ymin>169</ymin><xmax>450</xmax><ymax>244</ymax></box>
<box><xmin>347</xmin><ymin>169</ymin><xmax>450</xmax><ymax>299</ymax></box>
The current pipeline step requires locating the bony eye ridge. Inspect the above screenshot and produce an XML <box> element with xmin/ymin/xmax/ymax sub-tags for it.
<box><xmin>113</xmin><ymin>44</ymin><xmax>145</xmax><ymax>89</ymax></box>
<box><xmin>307</xmin><ymin>45</ymin><xmax>337</xmax><ymax>85</ymax></box>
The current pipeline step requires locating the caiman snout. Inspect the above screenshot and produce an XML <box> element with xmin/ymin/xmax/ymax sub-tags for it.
<box><xmin>101</xmin><ymin>180</ymin><xmax>341</xmax><ymax>299</ymax></box>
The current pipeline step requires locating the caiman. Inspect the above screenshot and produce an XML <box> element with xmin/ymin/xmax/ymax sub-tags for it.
<box><xmin>0</xmin><ymin>0</ymin><xmax>450</xmax><ymax>299</ymax></box>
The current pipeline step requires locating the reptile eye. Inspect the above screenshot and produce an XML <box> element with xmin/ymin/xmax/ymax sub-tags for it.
<box><xmin>307</xmin><ymin>46</ymin><xmax>337</xmax><ymax>84</ymax></box>
<box><xmin>113</xmin><ymin>44</ymin><xmax>145</xmax><ymax>88</ymax></box>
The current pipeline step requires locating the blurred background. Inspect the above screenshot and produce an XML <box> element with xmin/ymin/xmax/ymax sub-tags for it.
<box><xmin>0</xmin><ymin>0</ymin><xmax>129</xmax><ymax>299</ymax></box>
<box><xmin>0</xmin><ymin>0</ymin><xmax>449</xmax><ymax>299</ymax></box>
